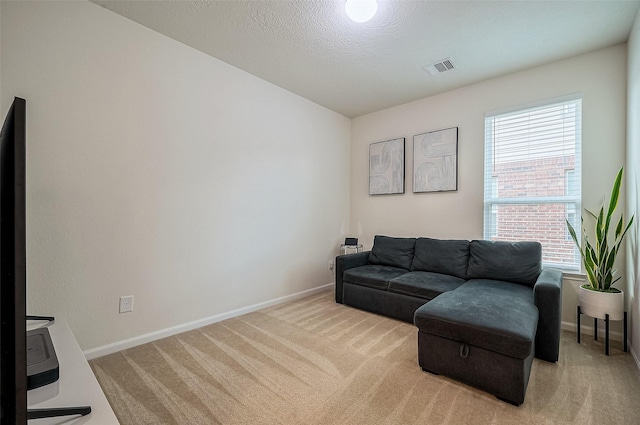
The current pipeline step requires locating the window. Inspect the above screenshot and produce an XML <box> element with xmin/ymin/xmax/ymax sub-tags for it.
<box><xmin>484</xmin><ymin>95</ymin><xmax>582</xmax><ymax>270</ymax></box>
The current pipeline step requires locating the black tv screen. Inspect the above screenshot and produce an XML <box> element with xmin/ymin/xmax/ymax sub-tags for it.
<box><xmin>0</xmin><ymin>97</ymin><xmax>27</xmax><ymax>425</ymax></box>
<box><xmin>0</xmin><ymin>97</ymin><xmax>91</xmax><ymax>425</ymax></box>
<box><xmin>0</xmin><ymin>98</ymin><xmax>90</xmax><ymax>424</ymax></box>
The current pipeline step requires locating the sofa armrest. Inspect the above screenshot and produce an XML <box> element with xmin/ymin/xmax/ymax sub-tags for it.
<box><xmin>335</xmin><ymin>251</ymin><xmax>370</xmax><ymax>303</ymax></box>
<box><xmin>533</xmin><ymin>268</ymin><xmax>563</xmax><ymax>362</ymax></box>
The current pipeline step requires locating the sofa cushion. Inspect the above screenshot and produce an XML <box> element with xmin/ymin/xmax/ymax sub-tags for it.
<box><xmin>414</xmin><ymin>279</ymin><xmax>538</xmax><ymax>359</ymax></box>
<box><xmin>411</xmin><ymin>238</ymin><xmax>470</xmax><ymax>279</ymax></box>
<box><xmin>467</xmin><ymin>240</ymin><xmax>542</xmax><ymax>286</ymax></box>
<box><xmin>343</xmin><ymin>265</ymin><xmax>407</xmax><ymax>290</ymax></box>
<box><xmin>368</xmin><ymin>235</ymin><xmax>416</xmax><ymax>270</ymax></box>
<box><xmin>388</xmin><ymin>271</ymin><xmax>466</xmax><ymax>300</ymax></box>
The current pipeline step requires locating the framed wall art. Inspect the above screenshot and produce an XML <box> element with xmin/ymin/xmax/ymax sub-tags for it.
<box><xmin>413</xmin><ymin>127</ymin><xmax>458</xmax><ymax>193</ymax></box>
<box><xmin>369</xmin><ymin>137</ymin><xmax>405</xmax><ymax>195</ymax></box>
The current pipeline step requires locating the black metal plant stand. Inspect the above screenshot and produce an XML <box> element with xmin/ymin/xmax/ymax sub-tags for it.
<box><xmin>577</xmin><ymin>305</ymin><xmax>627</xmax><ymax>355</ymax></box>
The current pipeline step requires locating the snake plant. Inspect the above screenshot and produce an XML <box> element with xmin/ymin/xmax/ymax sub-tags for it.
<box><xmin>566</xmin><ymin>167</ymin><xmax>634</xmax><ymax>292</ymax></box>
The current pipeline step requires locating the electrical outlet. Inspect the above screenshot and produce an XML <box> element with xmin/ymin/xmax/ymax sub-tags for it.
<box><xmin>329</xmin><ymin>260</ymin><xmax>334</xmax><ymax>270</ymax></box>
<box><xmin>119</xmin><ymin>295</ymin><xmax>134</xmax><ymax>314</ymax></box>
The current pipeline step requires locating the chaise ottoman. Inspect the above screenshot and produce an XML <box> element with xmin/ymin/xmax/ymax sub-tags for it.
<box><xmin>414</xmin><ymin>279</ymin><xmax>539</xmax><ymax>405</ymax></box>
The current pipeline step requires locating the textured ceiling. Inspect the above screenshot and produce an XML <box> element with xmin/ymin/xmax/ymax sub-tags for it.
<box><xmin>91</xmin><ymin>0</ymin><xmax>640</xmax><ymax>118</ymax></box>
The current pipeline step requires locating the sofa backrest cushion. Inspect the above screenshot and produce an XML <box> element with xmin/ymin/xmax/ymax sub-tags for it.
<box><xmin>467</xmin><ymin>240</ymin><xmax>542</xmax><ymax>286</ymax></box>
<box><xmin>368</xmin><ymin>235</ymin><xmax>416</xmax><ymax>270</ymax></box>
<box><xmin>411</xmin><ymin>238</ymin><xmax>470</xmax><ymax>279</ymax></box>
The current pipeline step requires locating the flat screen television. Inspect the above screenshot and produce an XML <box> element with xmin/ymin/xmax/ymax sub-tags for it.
<box><xmin>0</xmin><ymin>96</ymin><xmax>28</xmax><ymax>425</ymax></box>
<box><xmin>0</xmin><ymin>97</ymin><xmax>91</xmax><ymax>424</ymax></box>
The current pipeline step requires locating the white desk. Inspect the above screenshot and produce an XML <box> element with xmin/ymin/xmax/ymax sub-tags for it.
<box><xmin>27</xmin><ymin>318</ymin><xmax>119</xmax><ymax>424</ymax></box>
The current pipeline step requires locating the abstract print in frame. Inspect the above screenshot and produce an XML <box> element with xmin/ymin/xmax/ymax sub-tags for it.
<box><xmin>413</xmin><ymin>127</ymin><xmax>458</xmax><ymax>193</ymax></box>
<box><xmin>369</xmin><ymin>137</ymin><xmax>405</xmax><ymax>195</ymax></box>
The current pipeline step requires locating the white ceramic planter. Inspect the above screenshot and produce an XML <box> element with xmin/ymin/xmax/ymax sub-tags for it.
<box><xmin>578</xmin><ymin>285</ymin><xmax>624</xmax><ymax>320</ymax></box>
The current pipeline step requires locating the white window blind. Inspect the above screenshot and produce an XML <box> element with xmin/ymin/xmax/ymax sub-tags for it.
<box><xmin>484</xmin><ymin>96</ymin><xmax>582</xmax><ymax>270</ymax></box>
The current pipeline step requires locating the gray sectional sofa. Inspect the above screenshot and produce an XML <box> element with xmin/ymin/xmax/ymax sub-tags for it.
<box><xmin>335</xmin><ymin>235</ymin><xmax>563</xmax><ymax>405</ymax></box>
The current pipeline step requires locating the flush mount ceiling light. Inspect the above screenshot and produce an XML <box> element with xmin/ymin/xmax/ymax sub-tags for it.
<box><xmin>345</xmin><ymin>0</ymin><xmax>378</xmax><ymax>23</ymax></box>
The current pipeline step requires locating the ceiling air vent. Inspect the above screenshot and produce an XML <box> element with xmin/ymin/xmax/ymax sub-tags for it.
<box><xmin>423</xmin><ymin>58</ymin><xmax>456</xmax><ymax>76</ymax></box>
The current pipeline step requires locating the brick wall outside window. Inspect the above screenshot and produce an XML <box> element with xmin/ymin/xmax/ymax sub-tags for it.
<box><xmin>490</xmin><ymin>154</ymin><xmax>579</xmax><ymax>268</ymax></box>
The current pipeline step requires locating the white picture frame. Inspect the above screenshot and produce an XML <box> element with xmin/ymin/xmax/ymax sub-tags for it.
<box><xmin>369</xmin><ymin>138</ymin><xmax>405</xmax><ymax>195</ymax></box>
<box><xmin>413</xmin><ymin>127</ymin><xmax>458</xmax><ymax>193</ymax></box>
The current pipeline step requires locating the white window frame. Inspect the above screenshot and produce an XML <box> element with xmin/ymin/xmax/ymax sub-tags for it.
<box><xmin>483</xmin><ymin>94</ymin><xmax>582</xmax><ymax>271</ymax></box>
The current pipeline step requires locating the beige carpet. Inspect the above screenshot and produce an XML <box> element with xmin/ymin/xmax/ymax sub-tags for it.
<box><xmin>90</xmin><ymin>290</ymin><xmax>640</xmax><ymax>425</ymax></box>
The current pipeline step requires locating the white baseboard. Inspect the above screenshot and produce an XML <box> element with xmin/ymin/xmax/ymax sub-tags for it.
<box><xmin>630</xmin><ymin>345</ymin><xmax>640</xmax><ymax>371</ymax></box>
<box><xmin>84</xmin><ymin>283</ymin><xmax>334</xmax><ymax>360</ymax></box>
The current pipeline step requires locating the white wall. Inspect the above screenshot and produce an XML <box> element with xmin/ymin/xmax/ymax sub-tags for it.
<box><xmin>351</xmin><ymin>45</ymin><xmax>628</xmax><ymax>333</ymax></box>
<box><xmin>1</xmin><ymin>1</ymin><xmax>351</xmax><ymax>351</ymax></box>
<box><xmin>627</xmin><ymin>9</ymin><xmax>640</xmax><ymax>363</ymax></box>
